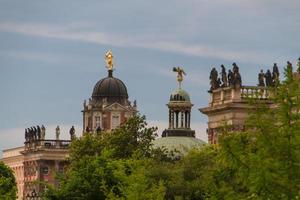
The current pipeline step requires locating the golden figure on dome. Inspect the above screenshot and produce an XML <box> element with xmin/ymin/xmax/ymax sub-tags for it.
<box><xmin>173</xmin><ymin>67</ymin><xmax>186</xmax><ymax>88</ymax></box>
<box><xmin>105</xmin><ymin>50</ymin><xmax>114</xmax><ymax>70</ymax></box>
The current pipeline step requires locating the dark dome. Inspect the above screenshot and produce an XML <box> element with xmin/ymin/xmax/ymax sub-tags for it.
<box><xmin>92</xmin><ymin>72</ymin><xmax>128</xmax><ymax>102</ymax></box>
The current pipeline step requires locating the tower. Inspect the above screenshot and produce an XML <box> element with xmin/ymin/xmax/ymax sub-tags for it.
<box><xmin>82</xmin><ymin>51</ymin><xmax>137</xmax><ymax>132</ymax></box>
<box><xmin>153</xmin><ymin>67</ymin><xmax>205</xmax><ymax>155</ymax></box>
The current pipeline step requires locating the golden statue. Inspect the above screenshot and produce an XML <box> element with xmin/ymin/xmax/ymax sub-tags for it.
<box><xmin>105</xmin><ymin>50</ymin><xmax>114</xmax><ymax>70</ymax></box>
<box><xmin>173</xmin><ymin>67</ymin><xmax>186</xmax><ymax>88</ymax></box>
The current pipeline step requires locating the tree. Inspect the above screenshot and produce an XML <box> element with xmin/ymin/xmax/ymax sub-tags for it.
<box><xmin>213</xmin><ymin>62</ymin><xmax>300</xmax><ymax>199</ymax></box>
<box><xmin>0</xmin><ymin>161</ymin><xmax>17</xmax><ymax>200</ymax></box>
<box><xmin>43</xmin><ymin>114</ymin><xmax>162</xmax><ymax>200</ymax></box>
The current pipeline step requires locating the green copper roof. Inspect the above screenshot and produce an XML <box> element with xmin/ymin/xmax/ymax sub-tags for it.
<box><xmin>153</xmin><ymin>136</ymin><xmax>206</xmax><ymax>156</ymax></box>
<box><xmin>170</xmin><ymin>88</ymin><xmax>191</xmax><ymax>102</ymax></box>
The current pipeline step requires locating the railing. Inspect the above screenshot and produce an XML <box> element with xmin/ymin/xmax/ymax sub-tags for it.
<box><xmin>210</xmin><ymin>86</ymin><xmax>270</xmax><ymax>106</ymax></box>
<box><xmin>24</xmin><ymin>140</ymin><xmax>71</xmax><ymax>151</ymax></box>
<box><xmin>240</xmin><ymin>86</ymin><xmax>270</xmax><ymax>99</ymax></box>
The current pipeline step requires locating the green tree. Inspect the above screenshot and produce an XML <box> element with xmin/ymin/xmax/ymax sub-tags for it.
<box><xmin>213</xmin><ymin>62</ymin><xmax>300</xmax><ymax>199</ymax></box>
<box><xmin>0</xmin><ymin>161</ymin><xmax>17</xmax><ymax>200</ymax></box>
<box><xmin>43</xmin><ymin>114</ymin><xmax>163</xmax><ymax>200</ymax></box>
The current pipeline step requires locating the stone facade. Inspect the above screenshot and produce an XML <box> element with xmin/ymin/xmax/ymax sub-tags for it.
<box><xmin>200</xmin><ymin>86</ymin><xmax>274</xmax><ymax>144</ymax></box>
<box><xmin>2</xmin><ymin>147</ymin><xmax>24</xmax><ymax>200</ymax></box>
<box><xmin>2</xmin><ymin>138</ymin><xmax>70</xmax><ymax>199</ymax></box>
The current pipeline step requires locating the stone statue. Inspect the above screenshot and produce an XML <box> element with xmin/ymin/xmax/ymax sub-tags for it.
<box><xmin>287</xmin><ymin>61</ymin><xmax>293</xmax><ymax>74</ymax></box>
<box><xmin>232</xmin><ymin>63</ymin><xmax>242</xmax><ymax>88</ymax></box>
<box><xmin>232</xmin><ymin>63</ymin><xmax>239</xmax><ymax>74</ymax></box>
<box><xmin>85</xmin><ymin>126</ymin><xmax>90</xmax><ymax>133</ymax></box>
<box><xmin>217</xmin><ymin>78</ymin><xmax>221</xmax><ymax>88</ymax></box>
<box><xmin>265</xmin><ymin>69</ymin><xmax>272</xmax><ymax>87</ymax></box>
<box><xmin>33</xmin><ymin>127</ymin><xmax>37</xmax><ymax>140</ymax></box>
<box><xmin>25</xmin><ymin>129</ymin><xmax>29</xmax><ymax>142</ymax></box>
<box><xmin>28</xmin><ymin>128</ymin><xmax>33</xmax><ymax>141</ymax></box>
<box><xmin>96</xmin><ymin>126</ymin><xmax>101</xmax><ymax>134</ymax></box>
<box><xmin>209</xmin><ymin>67</ymin><xmax>219</xmax><ymax>91</ymax></box>
<box><xmin>173</xmin><ymin>67</ymin><xmax>186</xmax><ymax>88</ymax></box>
<box><xmin>105</xmin><ymin>50</ymin><xmax>114</xmax><ymax>71</ymax></box>
<box><xmin>272</xmin><ymin>63</ymin><xmax>280</xmax><ymax>85</ymax></box>
<box><xmin>36</xmin><ymin>126</ymin><xmax>41</xmax><ymax>140</ymax></box>
<box><xmin>69</xmin><ymin>126</ymin><xmax>76</xmax><ymax>140</ymax></box>
<box><xmin>41</xmin><ymin>125</ymin><xmax>46</xmax><ymax>140</ymax></box>
<box><xmin>133</xmin><ymin>100</ymin><xmax>137</xmax><ymax>107</ymax></box>
<box><xmin>220</xmin><ymin>65</ymin><xmax>228</xmax><ymax>87</ymax></box>
<box><xmin>228</xmin><ymin>69</ymin><xmax>234</xmax><ymax>86</ymax></box>
<box><xmin>55</xmin><ymin>126</ymin><xmax>60</xmax><ymax>140</ymax></box>
<box><xmin>258</xmin><ymin>70</ymin><xmax>265</xmax><ymax>87</ymax></box>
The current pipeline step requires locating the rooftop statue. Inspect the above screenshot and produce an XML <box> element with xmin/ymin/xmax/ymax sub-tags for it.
<box><xmin>41</xmin><ymin>125</ymin><xmax>46</xmax><ymax>140</ymax></box>
<box><xmin>56</xmin><ymin>125</ymin><xmax>60</xmax><ymax>140</ymax></box>
<box><xmin>228</xmin><ymin>69</ymin><xmax>234</xmax><ymax>86</ymax></box>
<box><xmin>287</xmin><ymin>61</ymin><xmax>293</xmax><ymax>74</ymax></box>
<box><xmin>173</xmin><ymin>67</ymin><xmax>186</xmax><ymax>88</ymax></box>
<box><xmin>265</xmin><ymin>69</ymin><xmax>272</xmax><ymax>87</ymax></box>
<box><xmin>258</xmin><ymin>69</ymin><xmax>265</xmax><ymax>87</ymax></box>
<box><xmin>105</xmin><ymin>50</ymin><xmax>114</xmax><ymax>71</ymax></box>
<box><xmin>69</xmin><ymin>126</ymin><xmax>76</xmax><ymax>140</ymax></box>
<box><xmin>232</xmin><ymin>63</ymin><xmax>242</xmax><ymax>88</ymax></box>
<box><xmin>272</xmin><ymin>63</ymin><xmax>280</xmax><ymax>86</ymax></box>
<box><xmin>209</xmin><ymin>67</ymin><xmax>219</xmax><ymax>91</ymax></box>
<box><xmin>220</xmin><ymin>65</ymin><xmax>228</xmax><ymax>87</ymax></box>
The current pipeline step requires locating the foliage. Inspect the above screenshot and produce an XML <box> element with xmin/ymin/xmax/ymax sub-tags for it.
<box><xmin>212</xmin><ymin>63</ymin><xmax>300</xmax><ymax>199</ymax></box>
<box><xmin>0</xmin><ymin>161</ymin><xmax>17</xmax><ymax>200</ymax></box>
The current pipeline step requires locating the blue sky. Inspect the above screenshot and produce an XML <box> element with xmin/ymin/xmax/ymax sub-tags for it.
<box><xmin>0</xmin><ymin>0</ymin><xmax>299</xmax><ymax>154</ymax></box>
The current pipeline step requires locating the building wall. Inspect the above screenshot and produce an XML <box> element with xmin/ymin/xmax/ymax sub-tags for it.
<box><xmin>2</xmin><ymin>146</ymin><xmax>25</xmax><ymax>200</ymax></box>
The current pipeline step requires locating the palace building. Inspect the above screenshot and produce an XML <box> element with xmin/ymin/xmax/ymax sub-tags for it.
<box><xmin>82</xmin><ymin>51</ymin><xmax>137</xmax><ymax>133</ymax></box>
<box><xmin>1</xmin><ymin>51</ymin><xmax>138</xmax><ymax>199</ymax></box>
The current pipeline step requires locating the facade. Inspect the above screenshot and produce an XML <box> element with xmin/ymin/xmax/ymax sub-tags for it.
<box><xmin>199</xmin><ymin>86</ymin><xmax>273</xmax><ymax>144</ymax></box>
<box><xmin>2</xmin><ymin>147</ymin><xmax>24</xmax><ymax>199</ymax></box>
<box><xmin>2</xmin><ymin>135</ymin><xmax>70</xmax><ymax>200</ymax></box>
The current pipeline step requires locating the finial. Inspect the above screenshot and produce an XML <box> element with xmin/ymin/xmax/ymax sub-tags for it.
<box><xmin>173</xmin><ymin>67</ymin><xmax>186</xmax><ymax>88</ymax></box>
<box><xmin>105</xmin><ymin>50</ymin><xmax>114</xmax><ymax>72</ymax></box>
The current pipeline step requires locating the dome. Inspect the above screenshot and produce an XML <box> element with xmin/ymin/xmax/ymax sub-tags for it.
<box><xmin>92</xmin><ymin>71</ymin><xmax>128</xmax><ymax>103</ymax></box>
<box><xmin>170</xmin><ymin>88</ymin><xmax>190</xmax><ymax>102</ymax></box>
<box><xmin>153</xmin><ymin>137</ymin><xmax>205</xmax><ymax>156</ymax></box>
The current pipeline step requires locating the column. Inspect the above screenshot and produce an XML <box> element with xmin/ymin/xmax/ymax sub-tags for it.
<box><xmin>169</xmin><ymin>110</ymin><xmax>171</xmax><ymax>129</ymax></box>
<box><xmin>181</xmin><ymin>111</ymin><xmax>184</xmax><ymax>128</ymax></box>
<box><xmin>175</xmin><ymin>111</ymin><xmax>179</xmax><ymax>128</ymax></box>
<box><xmin>171</xmin><ymin>111</ymin><xmax>174</xmax><ymax>128</ymax></box>
<box><xmin>185</xmin><ymin>111</ymin><xmax>188</xmax><ymax>128</ymax></box>
<box><xmin>188</xmin><ymin>112</ymin><xmax>191</xmax><ymax>128</ymax></box>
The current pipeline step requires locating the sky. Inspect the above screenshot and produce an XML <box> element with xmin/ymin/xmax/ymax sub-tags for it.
<box><xmin>0</xmin><ymin>0</ymin><xmax>299</xmax><ymax>155</ymax></box>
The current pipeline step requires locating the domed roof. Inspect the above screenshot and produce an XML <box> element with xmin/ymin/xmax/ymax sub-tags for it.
<box><xmin>153</xmin><ymin>136</ymin><xmax>205</xmax><ymax>156</ymax></box>
<box><xmin>170</xmin><ymin>88</ymin><xmax>190</xmax><ymax>102</ymax></box>
<box><xmin>92</xmin><ymin>71</ymin><xmax>128</xmax><ymax>101</ymax></box>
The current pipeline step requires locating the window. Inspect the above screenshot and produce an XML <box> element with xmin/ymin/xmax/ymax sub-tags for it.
<box><xmin>95</xmin><ymin>116</ymin><xmax>101</xmax><ymax>129</ymax></box>
<box><xmin>41</xmin><ymin>166</ymin><xmax>49</xmax><ymax>175</ymax></box>
<box><xmin>112</xmin><ymin>115</ymin><xmax>120</xmax><ymax>129</ymax></box>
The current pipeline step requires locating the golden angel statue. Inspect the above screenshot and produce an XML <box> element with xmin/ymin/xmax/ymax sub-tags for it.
<box><xmin>105</xmin><ymin>50</ymin><xmax>114</xmax><ymax>70</ymax></box>
<box><xmin>173</xmin><ymin>67</ymin><xmax>186</xmax><ymax>88</ymax></box>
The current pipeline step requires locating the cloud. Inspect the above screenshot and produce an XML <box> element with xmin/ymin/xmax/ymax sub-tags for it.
<box><xmin>0</xmin><ymin>50</ymin><xmax>63</xmax><ymax>63</ymax></box>
<box><xmin>0</xmin><ymin>22</ymin><xmax>274</xmax><ymax>64</ymax></box>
